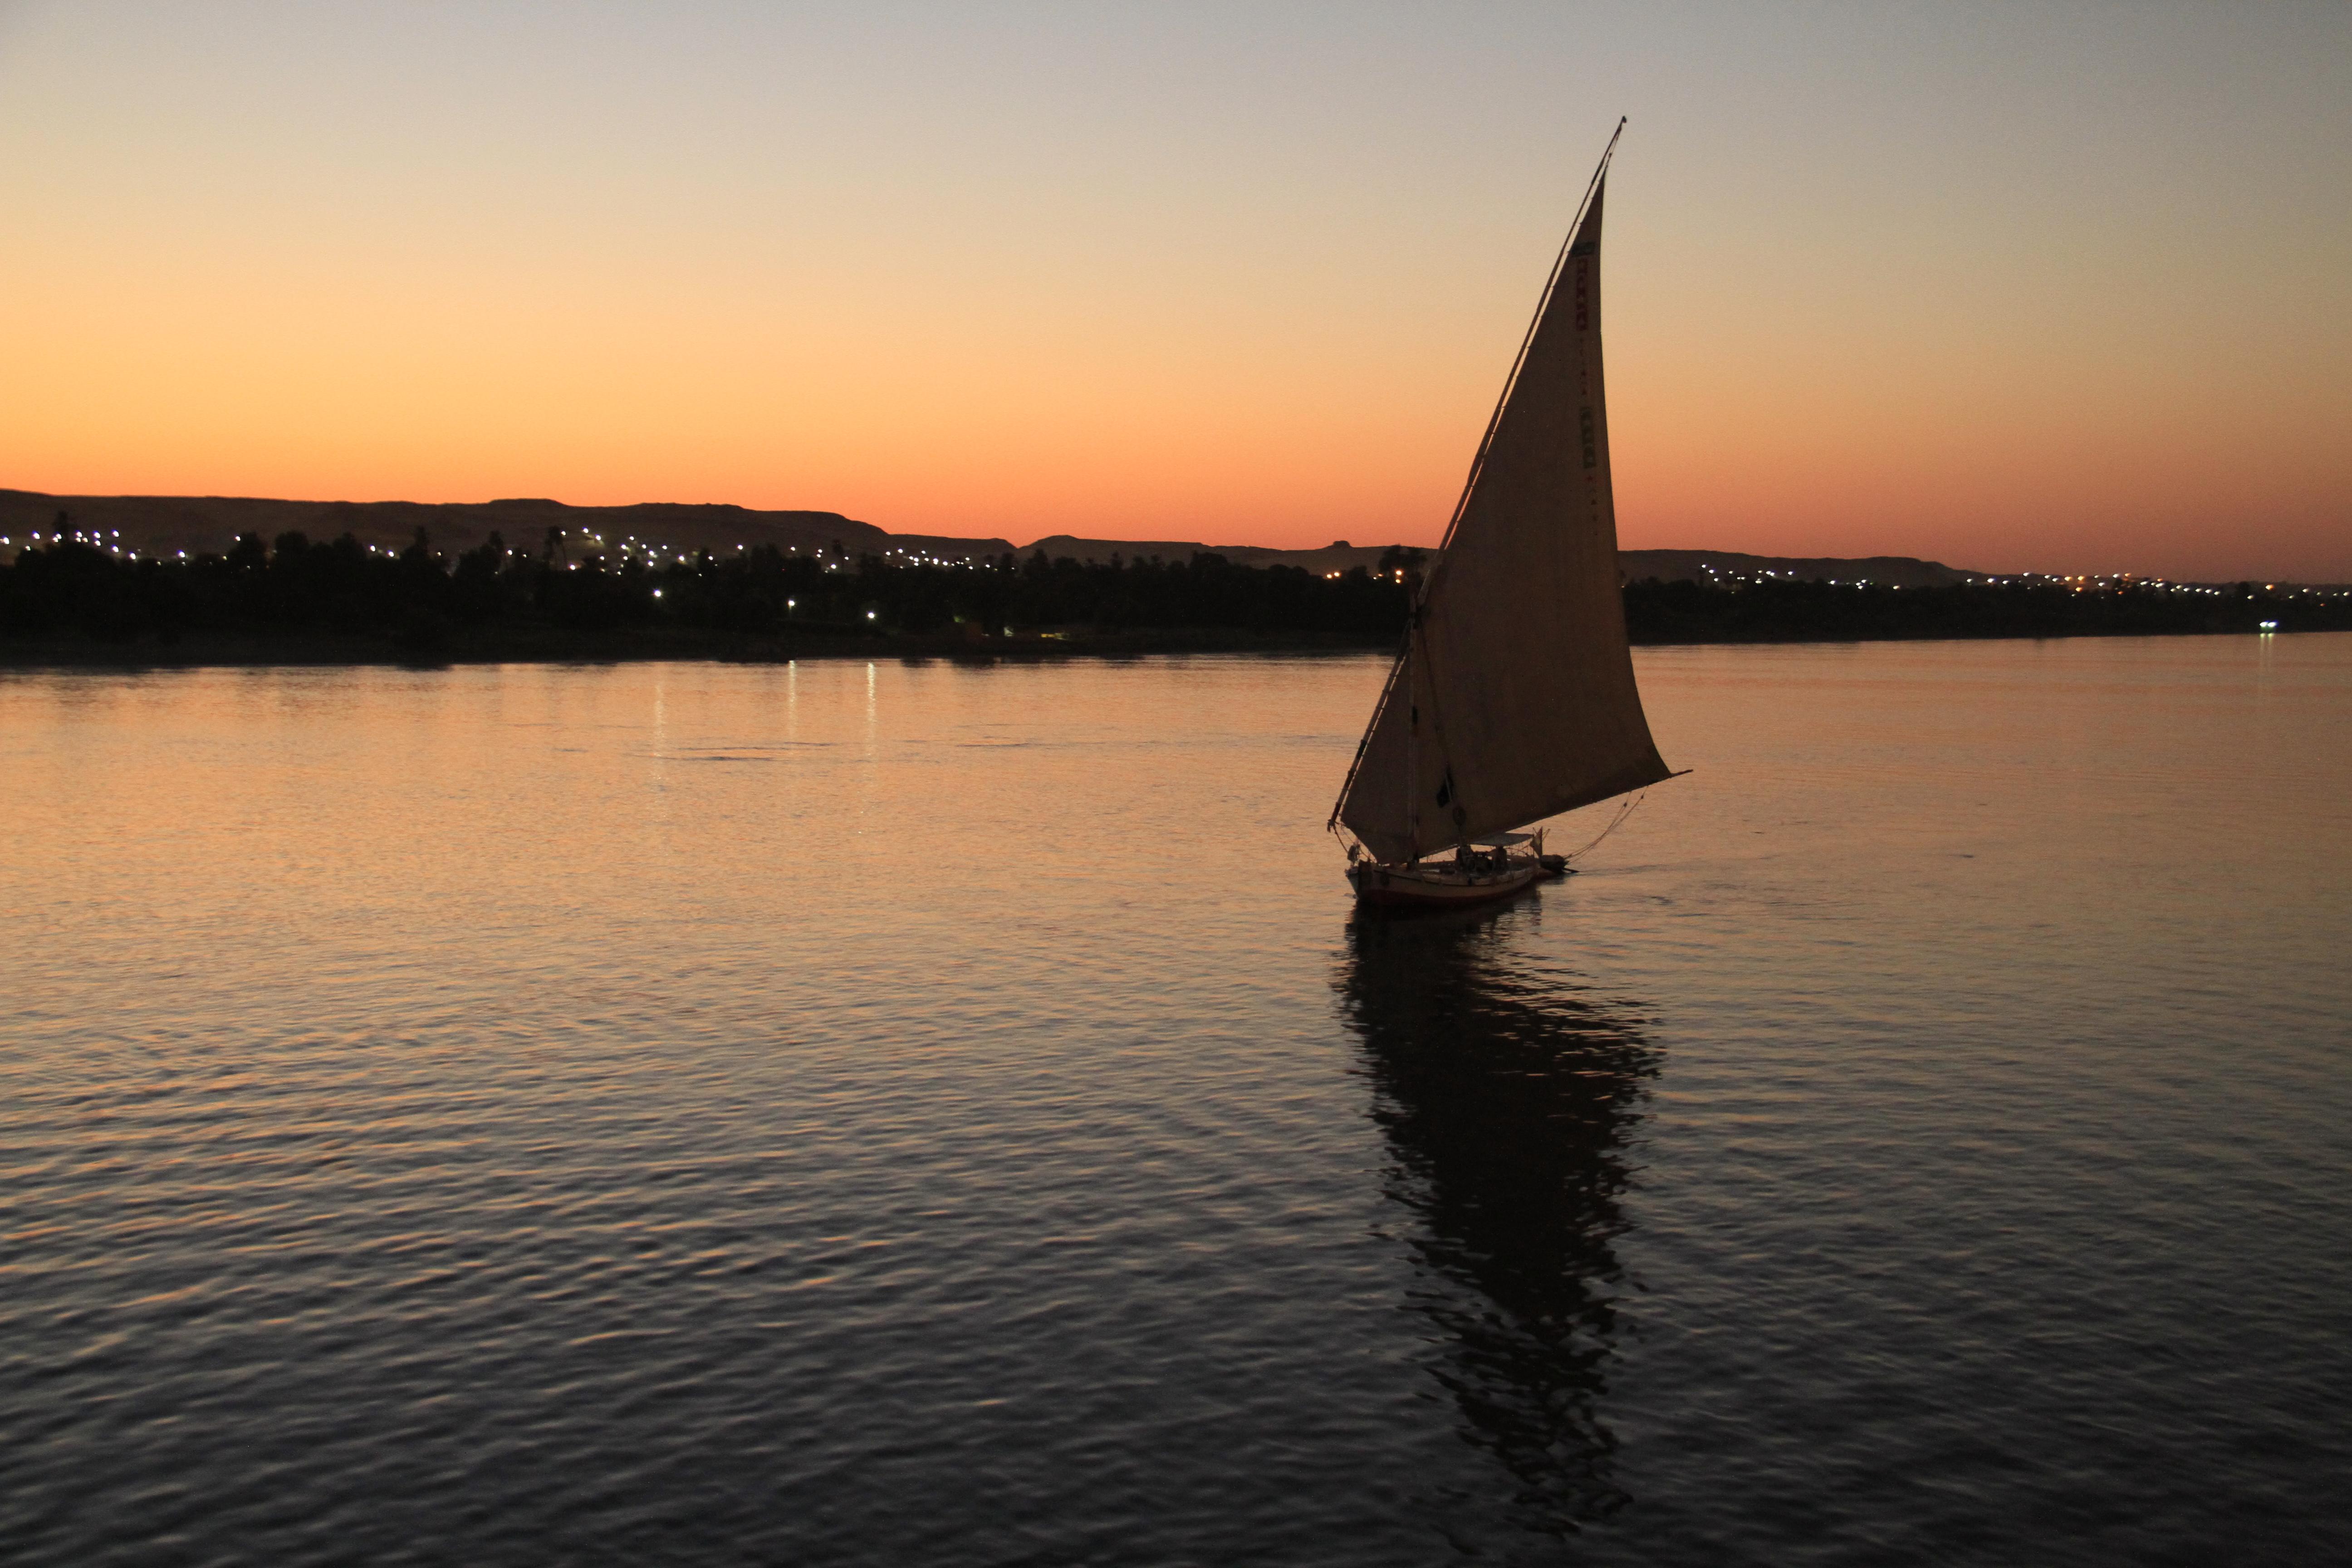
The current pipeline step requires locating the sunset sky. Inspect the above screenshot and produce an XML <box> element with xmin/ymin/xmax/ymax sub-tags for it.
<box><xmin>3</xmin><ymin>2</ymin><xmax>2345</xmax><ymax>579</ymax></box>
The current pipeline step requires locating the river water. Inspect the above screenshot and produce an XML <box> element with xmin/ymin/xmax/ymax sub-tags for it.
<box><xmin>4</xmin><ymin>635</ymin><xmax>2347</xmax><ymax>1565</ymax></box>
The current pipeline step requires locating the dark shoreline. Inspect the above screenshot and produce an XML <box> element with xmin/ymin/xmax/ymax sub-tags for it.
<box><xmin>10</xmin><ymin>529</ymin><xmax>2345</xmax><ymax>668</ymax></box>
<box><xmin>4</xmin><ymin>622</ymin><xmax>2337</xmax><ymax>672</ymax></box>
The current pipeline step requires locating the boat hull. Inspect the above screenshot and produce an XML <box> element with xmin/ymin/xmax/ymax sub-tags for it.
<box><xmin>1347</xmin><ymin>859</ymin><xmax>1547</xmax><ymax>909</ymax></box>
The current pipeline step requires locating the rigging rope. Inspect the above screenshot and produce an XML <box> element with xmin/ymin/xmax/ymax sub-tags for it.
<box><xmin>1563</xmin><ymin>792</ymin><xmax>1646</xmax><ymax>863</ymax></box>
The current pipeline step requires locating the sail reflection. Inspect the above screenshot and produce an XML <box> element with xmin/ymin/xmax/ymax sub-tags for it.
<box><xmin>1337</xmin><ymin>906</ymin><xmax>1657</xmax><ymax>1534</ymax></box>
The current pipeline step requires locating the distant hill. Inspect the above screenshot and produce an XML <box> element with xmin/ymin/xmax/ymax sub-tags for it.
<box><xmin>0</xmin><ymin>491</ymin><xmax>1016</xmax><ymax>568</ymax></box>
<box><xmin>6</xmin><ymin>489</ymin><xmax>1977</xmax><ymax>585</ymax></box>
<box><xmin>1014</xmin><ymin>535</ymin><xmax>1401</xmax><ymax>573</ymax></box>
<box><xmin>1617</xmin><ymin>549</ymin><xmax>1972</xmax><ymax>588</ymax></box>
<box><xmin>1019</xmin><ymin>538</ymin><xmax>1977</xmax><ymax>587</ymax></box>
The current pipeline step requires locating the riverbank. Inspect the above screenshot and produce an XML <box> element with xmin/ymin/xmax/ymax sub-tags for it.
<box><xmin>6</xmin><ymin>620</ymin><xmax>2340</xmax><ymax>671</ymax></box>
<box><xmin>7</xmin><ymin>532</ymin><xmax>2345</xmax><ymax>666</ymax></box>
<box><xmin>0</xmin><ymin>624</ymin><xmax>1396</xmax><ymax>669</ymax></box>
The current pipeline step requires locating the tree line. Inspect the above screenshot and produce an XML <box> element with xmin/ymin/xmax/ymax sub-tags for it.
<box><xmin>0</xmin><ymin>527</ymin><xmax>1420</xmax><ymax>647</ymax></box>
<box><xmin>2</xmin><ymin>522</ymin><xmax>2340</xmax><ymax>655</ymax></box>
<box><xmin>1621</xmin><ymin>574</ymin><xmax>2344</xmax><ymax>642</ymax></box>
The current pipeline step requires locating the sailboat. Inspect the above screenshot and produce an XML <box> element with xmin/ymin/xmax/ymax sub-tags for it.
<box><xmin>1331</xmin><ymin>122</ymin><xmax>1678</xmax><ymax>908</ymax></box>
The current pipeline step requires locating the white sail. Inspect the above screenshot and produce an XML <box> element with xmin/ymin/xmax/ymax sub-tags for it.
<box><xmin>1336</xmin><ymin>149</ymin><xmax>1671</xmax><ymax>865</ymax></box>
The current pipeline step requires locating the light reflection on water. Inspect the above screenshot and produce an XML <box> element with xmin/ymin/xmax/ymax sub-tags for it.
<box><xmin>3</xmin><ymin>636</ymin><xmax>2349</xmax><ymax>1564</ymax></box>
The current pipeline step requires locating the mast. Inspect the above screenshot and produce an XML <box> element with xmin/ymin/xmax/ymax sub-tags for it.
<box><xmin>1403</xmin><ymin>645</ymin><xmax>1419</xmax><ymax>860</ymax></box>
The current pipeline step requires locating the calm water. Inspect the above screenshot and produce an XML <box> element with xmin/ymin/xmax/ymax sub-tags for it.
<box><xmin>4</xmin><ymin>636</ymin><xmax>2348</xmax><ymax>1565</ymax></box>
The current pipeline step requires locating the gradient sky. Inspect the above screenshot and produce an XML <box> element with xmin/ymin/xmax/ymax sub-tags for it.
<box><xmin>3</xmin><ymin>2</ymin><xmax>2345</xmax><ymax>578</ymax></box>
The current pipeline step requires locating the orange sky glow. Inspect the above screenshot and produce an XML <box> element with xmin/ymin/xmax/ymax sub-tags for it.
<box><xmin>3</xmin><ymin>2</ymin><xmax>2346</xmax><ymax>578</ymax></box>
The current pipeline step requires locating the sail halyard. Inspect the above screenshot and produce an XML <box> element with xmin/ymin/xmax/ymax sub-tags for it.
<box><xmin>1402</xmin><ymin>644</ymin><xmax>1420</xmax><ymax>857</ymax></box>
<box><xmin>1327</xmin><ymin>626</ymin><xmax>1412</xmax><ymax>845</ymax></box>
<box><xmin>1333</xmin><ymin>125</ymin><xmax>1671</xmax><ymax>865</ymax></box>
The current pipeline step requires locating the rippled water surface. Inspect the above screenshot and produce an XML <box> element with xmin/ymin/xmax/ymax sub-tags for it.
<box><xmin>5</xmin><ymin>636</ymin><xmax>2348</xmax><ymax>1565</ymax></box>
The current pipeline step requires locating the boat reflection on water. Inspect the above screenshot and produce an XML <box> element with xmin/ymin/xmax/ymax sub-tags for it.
<box><xmin>1337</xmin><ymin>902</ymin><xmax>1658</xmax><ymax>1538</ymax></box>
